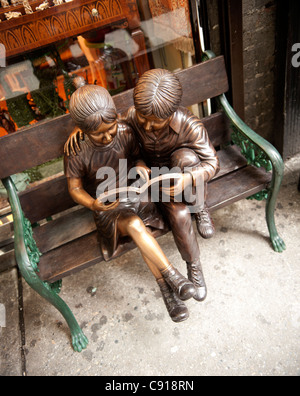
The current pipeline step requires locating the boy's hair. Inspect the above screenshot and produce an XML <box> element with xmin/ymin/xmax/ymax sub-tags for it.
<box><xmin>134</xmin><ymin>69</ymin><xmax>183</xmax><ymax>119</ymax></box>
<box><xmin>69</xmin><ymin>77</ymin><xmax>117</xmax><ymax>134</ymax></box>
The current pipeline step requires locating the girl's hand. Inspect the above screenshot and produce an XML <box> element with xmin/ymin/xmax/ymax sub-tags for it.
<box><xmin>135</xmin><ymin>160</ymin><xmax>151</xmax><ymax>183</ymax></box>
<box><xmin>136</xmin><ymin>165</ymin><xmax>151</xmax><ymax>184</ymax></box>
<box><xmin>92</xmin><ymin>199</ymin><xmax>120</xmax><ymax>212</ymax></box>
<box><xmin>64</xmin><ymin>127</ymin><xmax>84</xmax><ymax>157</ymax></box>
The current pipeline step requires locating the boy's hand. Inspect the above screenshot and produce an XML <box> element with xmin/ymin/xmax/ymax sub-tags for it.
<box><xmin>161</xmin><ymin>173</ymin><xmax>192</xmax><ymax>198</ymax></box>
<box><xmin>64</xmin><ymin>127</ymin><xmax>84</xmax><ymax>157</ymax></box>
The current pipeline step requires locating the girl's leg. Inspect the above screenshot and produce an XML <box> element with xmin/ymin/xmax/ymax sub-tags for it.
<box><xmin>118</xmin><ymin>215</ymin><xmax>171</xmax><ymax>273</ymax></box>
<box><xmin>117</xmin><ymin>215</ymin><xmax>195</xmax><ymax>301</ymax></box>
<box><xmin>140</xmin><ymin>252</ymin><xmax>162</xmax><ymax>280</ymax></box>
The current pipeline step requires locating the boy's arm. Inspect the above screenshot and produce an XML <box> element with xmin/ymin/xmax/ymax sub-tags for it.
<box><xmin>119</xmin><ymin>107</ymin><xmax>135</xmax><ymax>128</ymax></box>
<box><xmin>64</xmin><ymin>127</ymin><xmax>84</xmax><ymax>157</ymax></box>
<box><xmin>181</xmin><ymin>117</ymin><xmax>220</xmax><ymax>184</ymax></box>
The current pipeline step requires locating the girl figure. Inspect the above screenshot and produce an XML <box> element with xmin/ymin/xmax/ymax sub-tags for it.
<box><xmin>64</xmin><ymin>77</ymin><xmax>196</xmax><ymax>323</ymax></box>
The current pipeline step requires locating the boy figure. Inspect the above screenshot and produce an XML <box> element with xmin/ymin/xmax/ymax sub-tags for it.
<box><xmin>64</xmin><ymin>77</ymin><xmax>196</xmax><ymax>323</ymax></box>
<box><xmin>128</xmin><ymin>69</ymin><xmax>219</xmax><ymax>236</ymax></box>
<box><xmin>127</xmin><ymin>69</ymin><xmax>220</xmax><ymax>302</ymax></box>
<box><xmin>66</xmin><ymin>69</ymin><xmax>219</xmax><ymax>302</ymax></box>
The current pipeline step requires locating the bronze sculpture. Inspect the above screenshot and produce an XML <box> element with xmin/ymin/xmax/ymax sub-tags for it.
<box><xmin>66</xmin><ymin>69</ymin><xmax>220</xmax><ymax>306</ymax></box>
<box><xmin>64</xmin><ymin>77</ymin><xmax>197</xmax><ymax>323</ymax></box>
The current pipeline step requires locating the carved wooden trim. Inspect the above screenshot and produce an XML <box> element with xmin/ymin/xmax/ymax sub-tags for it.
<box><xmin>0</xmin><ymin>0</ymin><xmax>140</xmax><ymax>58</ymax></box>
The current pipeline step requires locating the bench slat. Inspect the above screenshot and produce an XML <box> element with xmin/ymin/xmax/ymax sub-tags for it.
<box><xmin>215</xmin><ymin>145</ymin><xmax>247</xmax><ymax>178</ymax></box>
<box><xmin>34</xmin><ymin>207</ymin><xmax>95</xmax><ymax>254</ymax></box>
<box><xmin>202</xmin><ymin>112</ymin><xmax>231</xmax><ymax>147</ymax></box>
<box><xmin>19</xmin><ymin>173</ymin><xmax>75</xmax><ymax>224</ymax></box>
<box><xmin>38</xmin><ymin>228</ymin><xmax>165</xmax><ymax>283</ymax></box>
<box><xmin>0</xmin><ymin>115</ymin><xmax>74</xmax><ymax>181</ymax></box>
<box><xmin>178</xmin><ymin>57</ymin><xmax>229</xmax><ymax>108</ymax></box>
<box><xmin>114</xmin><ymin>57</ymin><xmax>229</xmax><ymax>114</ymax></box>
<box><xmin>208</xmin><ymin>166</ymin><xmax>272</xmax><ymax>212</ymax></box>
<box><xmin>0</xmin><ymin>222</ymin><xmax>14</xmax><ymax>247</ymax></box>
<box><xmin>0</xmin><ymin>249</ymin><xmax>15</xmax><ymax>273</ymax></box>
<box><xmin>0</xmin><ymin>57</ymin><xmax>228</xmax><ymax>180</ymax></box>
<box><xmin>38</xmin><ymin>232</ymin><xmax>103</xmax><ymax>282</ymax></box>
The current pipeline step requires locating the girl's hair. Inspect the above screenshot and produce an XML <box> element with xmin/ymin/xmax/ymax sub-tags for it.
<box><xmin>133</xmin><ymin>69</ymin><xmax>183</xmax><ymax>119</ymax></box>
<box><xmin>69</xmin><ymin>77</ymin><xmax>117</xmax><ymax>134</ymax></box>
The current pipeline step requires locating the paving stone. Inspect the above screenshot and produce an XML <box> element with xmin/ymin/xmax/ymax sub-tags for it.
<box><xmin>0</xmin><ymin>268</ymin><xmax>23</xmax><ymax>376</ymax></box>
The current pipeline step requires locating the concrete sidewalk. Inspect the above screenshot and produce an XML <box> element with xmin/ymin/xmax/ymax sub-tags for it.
<box><xmin>1</xmin><ymin>154</ymin><xmax>300</xmax><ymax>376</ymax></box>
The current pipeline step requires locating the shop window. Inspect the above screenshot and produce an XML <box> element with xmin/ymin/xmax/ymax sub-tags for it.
<box><xmin>0</xmin><ymin>0</ymin><xmax>200</xmax><ymax>195</ymax></box>
<box><xmin>0</xmin><ymin>0</ymin><xmax>199</xmax><ymax>134</ymax></box>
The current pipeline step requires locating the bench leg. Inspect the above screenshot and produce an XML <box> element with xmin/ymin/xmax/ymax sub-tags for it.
<box><xmin>265</xmin><ymin>164</ymin><xmax>286</xmax><ymax>253</ymax></box>
<box><xmin>2</xmin><ymin>177</ymin><xmax>88</xmax><ymax>352</ymax></box>
<box><xmin>214</xmin><ymin>93</ymin><xmax>286</xmax><ymax>252</ymax></box>
<box><xmin>244</xmin><ymin>148</ymin><xmax>286</xmax><ymax>252</ymax></box>
<box><xmin>22</xmin><ymin>270</ymin><xmax>89</xmax><ymax>353</ymax></box>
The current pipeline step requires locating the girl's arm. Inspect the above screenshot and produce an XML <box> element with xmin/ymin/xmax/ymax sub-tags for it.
<box><xmin>67</xmin><ymin>177</ymin><xmax>119</xmax><ymax>212</ymax></box>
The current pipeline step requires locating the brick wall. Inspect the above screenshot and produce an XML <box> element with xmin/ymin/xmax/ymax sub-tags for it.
<box><xmin>243</xmin><ymin>0</ymin><xmax>277</xmax><ymax>142</ymax></box>
<box><xmin>206</xmin><ymin>0</ymin><xmax>277</xmax><ymax>143</ymax></box>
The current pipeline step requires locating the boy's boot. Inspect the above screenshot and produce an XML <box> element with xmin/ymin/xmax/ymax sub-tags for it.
<box><xmin>195</xmin><ymin>206</ymin><xmax>215</xmax><ymax>239</ymax></box>
<box><xmin>186</xmin><ymin>259</ymin><xmax>207</xmax><ymax>302</ymax></box>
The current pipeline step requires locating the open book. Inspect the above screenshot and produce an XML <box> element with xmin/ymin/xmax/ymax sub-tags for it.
<box><xmin>97</xmin><ymin>173</ymin><xmax>182</xmax><ymax>203</ymax></box>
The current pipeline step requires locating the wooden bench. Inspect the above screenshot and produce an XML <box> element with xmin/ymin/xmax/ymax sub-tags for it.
<box><xmin>0</xmin><ymin>51</ymin><xmax>286</xmax><ymax>352</ymax></box>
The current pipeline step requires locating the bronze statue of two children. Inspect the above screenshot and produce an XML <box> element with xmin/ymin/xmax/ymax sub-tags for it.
<box><xmin>64</xmin><ymin>69</ymin><xmax>220</xmax><ymax>323</ymax></box>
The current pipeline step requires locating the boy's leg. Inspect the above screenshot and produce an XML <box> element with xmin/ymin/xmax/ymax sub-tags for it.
<box><xmin>170</xmin><ymin>148</ymin><xmax>215</xmax><ymax>239</ymax></box>
<box><xmin>159</xmin><ymin>201</ymin><xmax>207</xmax><ymax>302</ymax></box>
<box><xmin>194</xmin><ymin>183</ymin><xmax>216</xmax><ymax>239</ymax></box>
<box><xmin>159</xmin><ymin>201</ymin><xmax>200</xmax><ymax>263</ymax></box>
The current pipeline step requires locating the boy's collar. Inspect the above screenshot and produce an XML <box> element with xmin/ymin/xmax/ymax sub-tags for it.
<box><xmin>169</xmin><ymin>111</ymin><xmax>182</xmax><ymax>134</ymax></box>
